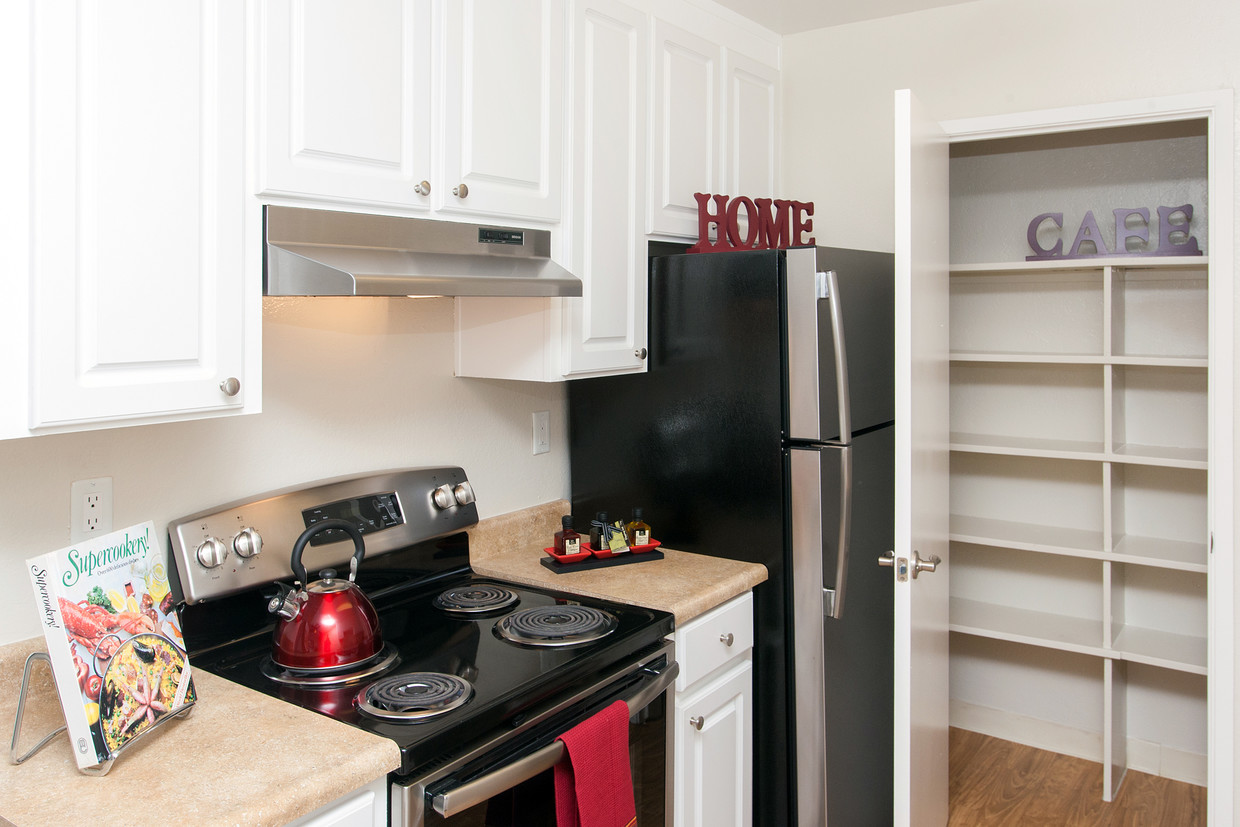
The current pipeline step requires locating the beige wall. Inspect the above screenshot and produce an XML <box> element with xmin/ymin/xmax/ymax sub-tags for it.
<box><xmin>781</xmin><ymin>0</ymin><xmax>1239</xmax><ymax>811</ymax></box>
<box><xmin>0</xmin><ymin>297</ymin><xmax>568</xmax><ymax>646</ymax></box>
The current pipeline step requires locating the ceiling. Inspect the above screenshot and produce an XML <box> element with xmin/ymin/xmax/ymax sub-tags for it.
<box><xmin>709</xmin><ymin>0</ymin><xmax>979</xmax><ymax>34</ymax></box>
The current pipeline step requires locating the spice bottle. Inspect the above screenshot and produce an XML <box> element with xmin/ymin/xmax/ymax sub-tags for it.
<box><xmin>555</xmin><ymin>515</ymin><xmax>582</xmax><ymax>556</ymax></box>
<box><xmin>625</xmin><ymin>508</ymin><xmax>651</xmax><ymax>547</ymax></box>
<box><xmin>589</xmin><ymin>512</ymin><xmax>609</xmax><ymax>551</ymax></box>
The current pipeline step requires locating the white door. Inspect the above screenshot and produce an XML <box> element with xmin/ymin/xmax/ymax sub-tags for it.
<box><xmin>260</xmin><ymin>0</ymin><xmax>434</xmax><ymax>210</ymax></box>
<box><xmin>440</xmin><ymin>0</ymin><xmax>564</xmax><ymax>221</ymax></box>
<box><xmin>564</xmin><ymin>0</ymin><xmax>647</xmax><ymax>378</ymax></box>
<box><xmin>892</xmin><ymin>88</ymin><xmax>951</xmax><ymax>826</ymax></box>
<box><xmin>28</xmin><ymin>0</ymin><xmax>253</xmax><ymax>430</ymax></box>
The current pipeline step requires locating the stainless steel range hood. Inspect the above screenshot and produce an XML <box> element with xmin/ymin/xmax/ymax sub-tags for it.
<box><xmin>263</xmin><ymin>206</ymin><xmax>582</xmax><ymax>298</ymax></box>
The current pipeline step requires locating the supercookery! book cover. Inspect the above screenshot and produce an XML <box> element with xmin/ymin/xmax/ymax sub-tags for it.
<box><xmin>27</xmin><ymin>521</ymin><xmax>195</xmax><ymax>769</ymax></box>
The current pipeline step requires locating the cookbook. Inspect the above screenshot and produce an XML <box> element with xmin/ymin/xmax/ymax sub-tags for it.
<box><xmin>26</xmin><ymin>521</ymin><xmax>195</xmax><ymax>769</ymax></box>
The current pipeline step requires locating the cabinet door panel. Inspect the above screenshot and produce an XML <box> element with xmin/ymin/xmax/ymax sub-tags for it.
<box><xmin>565</xmin><ymin>0</ymin><xmax>646</xmax><ymax>377</ymax></box>
<box><xmin>726</xmin><ymin>52</ymin><xmax>779</xmax><ymax>199</ymax></box>
<box><xmin>648</xmin><ymin>20</ymin><xmax>721</xmax><ymax>238</ymax></box>
<box><xmin>261</xmin><ymin>0</ymin><xmax>432</xmax><ymax>209</ymax></box>
<box><xmin>442</xmin><ymin>0</ymin><xmax>563</xmax><ymax>221</ymax></box>
<box><xmin>676</xmin><ymin>661</ymin><xmax>753</xmax><ymax>827</ymax></box>
<box><xmin>30</xmin><ymin>0</ymin><xmax>251</xmax><ymax>429</ymax></box>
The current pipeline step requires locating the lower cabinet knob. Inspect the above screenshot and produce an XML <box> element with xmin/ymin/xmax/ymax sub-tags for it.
<box><xmin>453</xmin><ymin>183</ymin><xmax>469</xmax><ymax>198</ymax></box>
<box><xmin>720</xmin><ymin>632</ymin><xmax>734</xmax><ymax>646</ymax></box>
<box><xmin>689</xmin><ymin>716</ymin><xmax>704</xmax><ymax>731</ymax></box>
<box><xmin>219</xmin><ymin>377</ymin><xmax>241</xmax><ymax>397</ymax></box>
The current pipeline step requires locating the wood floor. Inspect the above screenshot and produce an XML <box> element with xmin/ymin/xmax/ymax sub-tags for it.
<box><xmin>949</xmin><ymin>728</ymin><xmax>1207</xmax><ymax>826</ymax></box>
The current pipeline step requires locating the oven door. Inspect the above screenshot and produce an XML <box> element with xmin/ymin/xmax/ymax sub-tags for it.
<box><xmin>392</xmin><ymin>642</ymin><xmax>677</xmax><ymax>827</ymax></box>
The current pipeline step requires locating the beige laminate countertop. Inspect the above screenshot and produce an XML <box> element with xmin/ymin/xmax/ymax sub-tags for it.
<box><xmin>0</xmin><ymin>637</ymin><xmax>399</xmax><ymax>827</ymax></box>
<box><xmin>469</xmin><ymin>501</ymin><xmax>768</xmax><ymax>625</ymax></box>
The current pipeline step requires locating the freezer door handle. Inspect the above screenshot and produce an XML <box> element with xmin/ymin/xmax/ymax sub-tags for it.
<box><xmin>820</xmin><ymin>269</ymin><xmax>852</xmax><ymax>444</ymax></box>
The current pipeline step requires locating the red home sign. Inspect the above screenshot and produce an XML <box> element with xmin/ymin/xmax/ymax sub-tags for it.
<box><xmin>687</xmin><ymin>193</ymin><xmax>816</xmax><ymax>253</ymax></box>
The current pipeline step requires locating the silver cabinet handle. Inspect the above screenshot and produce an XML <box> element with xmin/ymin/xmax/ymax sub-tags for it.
<box><xmin>414</xmin><ymin>180</ymin><xmax>431</xmax><ymax>196</ymax></box>
<box><xmin>719</xmin><ymin>632</ymin><xmax>734</xmax><ymax>646</ymax></box>
<box><xmin>453</xmin><ymin>183</ymin><xmax>469</xmax><ymax>198</ymax></box>
<box><xmin>689</xmin><ymin>716</ymin><xmax>704</xmax><ymax>731</ymax></box>
<box><xmin>635</xmin><ymin>347</ymin><xmax>647</xmax><ymax>360</ymax></box>
<box><xmin>219</xmin><ymin>377</ymin><xmax>240</xmax><ymax>397</ymax></box>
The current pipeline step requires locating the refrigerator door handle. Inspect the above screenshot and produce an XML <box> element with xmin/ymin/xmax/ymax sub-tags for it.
<box><xmin>820</xmin><ymin>269</ymin><xmax>853</xmax><ymax>444</ymax></box>
<box><xmin>824</xmin><ymin>444</ymin><xmax>853</xmax><ymax>619</ymax></box>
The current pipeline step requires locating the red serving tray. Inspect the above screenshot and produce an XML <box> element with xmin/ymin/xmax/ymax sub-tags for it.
<box><xmin>543</xmin><ymin>546</ymin><xmax>594</xmax><ymax>564</ymax></box>
<box><xmin>587</xmin><ymin>539</ymin><xmax>661</xmax><ymax>559</ymax></box>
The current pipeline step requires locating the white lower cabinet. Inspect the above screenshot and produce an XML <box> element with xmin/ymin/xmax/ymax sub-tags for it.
<box><xmin>285</xmin><ymin>777</ymin><xmax>387</xmax><ymax>827</ymax></box>
<box><xmin>670</xmin><ymin>592</ymin><xmax>753</xmax><ymax>827</ymax></box>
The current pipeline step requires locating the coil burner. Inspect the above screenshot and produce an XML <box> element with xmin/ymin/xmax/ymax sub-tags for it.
<box><xmin>356</xmin><ymin>672</ymin><xmax>474</xmax><ymax>722</ymax></box>
<box><xmin>494</xmin><ymin>605</ymin><xmax>618</xmax><ymax>647</ymax></box>
<box><xmin>260</xmin><ymin>643</ymin><xmax>399</xmax><ymax>688</ymax></box>
<box><xmin>433</xmin><ymin>583</ymin><xmax>520</xmax><ymax>615</ymax></box>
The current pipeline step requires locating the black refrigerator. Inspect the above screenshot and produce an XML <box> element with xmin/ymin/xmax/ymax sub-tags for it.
<box><xmin>568</xmin><ymin>246</ymin><xmax>895</xmax><ymax>827</ymax></box>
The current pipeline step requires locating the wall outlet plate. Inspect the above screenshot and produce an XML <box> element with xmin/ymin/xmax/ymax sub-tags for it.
<box><xmin>532</xmin><ymin>411</ymin><xmax>550</xmax><ymax>455</ymax></box>
<box><xmin>71</xmin><ymin>477</ymin><xmax>113</xmax><ymax>542</ymax></box>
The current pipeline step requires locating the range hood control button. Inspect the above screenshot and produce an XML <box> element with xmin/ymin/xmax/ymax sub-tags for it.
<box><xmin>232</xmin><ymin>527</ymin><xmax>263</xmax><ymax>559</ymax></box>
<box><xmin>195</xmin><ymin>537</ymin><xmax>229</xmax><ymax>569</ymax></box>
<box><xmin>453</xmin><ymin>482</ymin><xmax>475</xmax><ymax>506</ymax></box>
<box><xmin>432</xmin><ymin>484</ymin><xmax>456</xmax><ymax>510</ymax></box>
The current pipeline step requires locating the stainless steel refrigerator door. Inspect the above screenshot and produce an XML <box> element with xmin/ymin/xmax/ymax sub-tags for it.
<box><xmin>789</xmin><ymin>443</ymin><xmax>849</xmax><ymax>826</ymax></box>
<box><xmin>787</xmin><ymin>251</ymin><xmax>851</xmax><ymax>444</ymax></box>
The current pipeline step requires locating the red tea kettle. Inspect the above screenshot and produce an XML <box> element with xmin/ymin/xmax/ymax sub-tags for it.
<box><xmin>267</xmin><ymin>519</ymin><xmax>382</xmax><ymax>670</ymax></box>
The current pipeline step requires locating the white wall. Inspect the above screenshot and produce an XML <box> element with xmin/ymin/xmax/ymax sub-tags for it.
<box><xmin>0</xmin><ymin>297</ymin><xmax>568</xmax><ymax>646</ymax></box>
<box><xmin>781</xmin><ymin>0</ymin><xmax>1239</xmax><ymax>807</ymax></box>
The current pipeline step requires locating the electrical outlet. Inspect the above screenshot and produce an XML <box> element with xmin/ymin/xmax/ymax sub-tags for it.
<box><xmin>71</xmin><ymin>477</ymin><xmax>113</xmax><ymax>542</ymax></box>
<box><xmin>532</xmin><ymin>411</ymin><xmax>550</xmax><ymax>455</ymax></box>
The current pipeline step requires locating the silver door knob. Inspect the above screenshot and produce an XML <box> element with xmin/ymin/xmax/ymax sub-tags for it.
<box><xmin>219</xmin><ymin>377</ymin><xmax>241</xmax><ymax>396</ymax></box>
<box><xmin>911</xmin><ymin>550</ymin><xmax>941</xmax><ymax>579</ymax></box>
<box><xmin>453</xmin><ymin>184</ymin><xmax>469</xmax><ymax>198</ymax></box>
<box><xmin>414</xmin><ymin>180</ymin><xmax>431</xmax><ymax>196</ymax></box>
<box><xmin>689</xmin><ymin>716</ymin><xmax>704</xmax><ymax>730</ymax></box>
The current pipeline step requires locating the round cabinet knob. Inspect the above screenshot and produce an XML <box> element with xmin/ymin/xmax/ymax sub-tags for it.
<box><xmin>453</xmin><ymin>183</ymin><xmax>469</xmax><ymax>199</ymax></box>
<box><xmin>453</xmin><ymin>481</ymin><xmax>476</xmax><ymax>506</ymax></box>
<box><xmin>689</xmin><ymin>716</ymin><xmax>704</xmax><ymax>731</ymax></box>
<box><xmin>719</xmin><ymin>632</ymin><xmax>734</xmax><ymax>647</ymax></box>
<box><xmin>231</xmin><ymin>527</ymin><xmax>263</xmax><ymax>559</ymax></box>
<box><xmin>432</xmin><ymin>484</ymin><xmax>456</xmax><ymax>510</ymax></box>
<box><xmin>195</xmin><ymin>537</ymin><xmax>229</xmax><ymax>569</ymax></box>
<box><xmin>414</xmin><ymin>180</ymin><xmax>431</xmax><ymax>196</ymax></box>
<box><xmin>219</xmin><ymin>377</ymin><xmax>241</xmax><ymax>397</ymax></box>
<box><xmin>635</xmin><ymin>348</ymin><xmax>647</xmax><ymax>360</ymax></box>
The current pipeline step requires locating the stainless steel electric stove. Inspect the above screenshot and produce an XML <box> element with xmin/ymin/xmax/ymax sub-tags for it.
<box><xmin>168</xmin><ymin>468</ymin><xmax>677</xmax><ymax>826</ymax></box>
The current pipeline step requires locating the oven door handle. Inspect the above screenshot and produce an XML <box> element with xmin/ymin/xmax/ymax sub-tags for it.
<box><xmin>430</xmin><ymin>658</ymin><xmax>679</xmax><ymax>818</ymax></box>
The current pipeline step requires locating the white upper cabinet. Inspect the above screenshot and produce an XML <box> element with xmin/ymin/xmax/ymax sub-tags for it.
<box><xmin>565</xmin><ymin>0</ymin><xmax>648</xmax><ymax>376</ymax></box>
<box><xmin>648</xmin><ymin>20</ymin><xmax>722</xmax><ymax>238</ymax></box>
<box><xmin>440</xmin><ymin>0</ymin><xmax>564</xmax><ymax>222</ymax></box>
<box><xmin>260</xmin><ymin>0</ymin><xmax>564</xmax><ymax>224</ymax></box>
<box><xmin>7</xmin><ymin>0</ymin><xmax>258</xmax><ymax>439</ymax></box>
<box><xmin>259</xmin><ymin>0</ymin><xmax>434</xmax><ymax>211</ymax></box>
<box><xmin>725</xmin><ymin>52</ymin><xmax>779</xmax><ymax>207</ymax></box>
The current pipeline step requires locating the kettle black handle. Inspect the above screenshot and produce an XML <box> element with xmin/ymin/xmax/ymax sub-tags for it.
<box><xmin>290</xmin><ymin>519</ymin><xmax>365</xmax><ymax>586</ymax></box>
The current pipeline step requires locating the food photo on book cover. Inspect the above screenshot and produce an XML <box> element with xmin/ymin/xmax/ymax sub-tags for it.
<box><xmin>26</xmin><ymin>521</ymin><xmax>196</xmax><ymax>769</ymax></box>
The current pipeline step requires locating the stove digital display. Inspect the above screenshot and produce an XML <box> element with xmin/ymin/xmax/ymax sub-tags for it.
<box><xmin>302</xmin><ymin>492</ymin><xmax>404</xmax><ymax>545</ymax></box>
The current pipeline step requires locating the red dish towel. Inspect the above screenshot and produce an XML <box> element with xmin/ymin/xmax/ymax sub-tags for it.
<box><xmin>554</xmin><ymin>699</ymin><xmax>637</xmax><ymax>827</ymax></box>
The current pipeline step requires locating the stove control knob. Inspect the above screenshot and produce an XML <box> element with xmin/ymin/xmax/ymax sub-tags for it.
<box><xmin>432</xmin><ymin>484</ymin><xmax>456</xmax><ymax>510</ymax></box>
<box><xmin>453</xmin><ymin>481</ymin><xmax>475</xmax><ymax>506</ymax></box>
<box><xmin>231</xmin><ymin>527</ymin><xmax>263</xmax><ymax>559</ymax></box>
<box><xmin>195</xmin><ymin>537</ymin><xmax>229</xmax><ymax>569</ymax></box>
